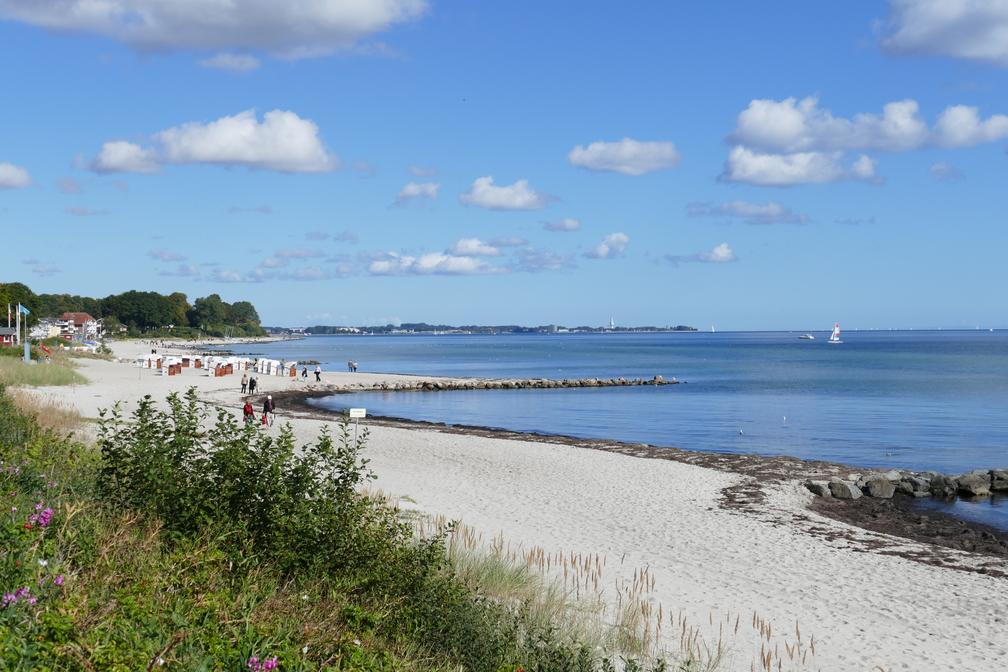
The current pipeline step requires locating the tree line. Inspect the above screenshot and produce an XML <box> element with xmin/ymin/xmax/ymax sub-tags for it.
<box><xmin>0</xmin><ymin>282</ymin><xmax>265</xmax><ymax>338</ymax></box>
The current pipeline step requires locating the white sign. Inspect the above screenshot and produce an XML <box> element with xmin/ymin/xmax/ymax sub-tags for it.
<box><xmin>348</xmin><ymin>408</ymin><xmax>367</xmax><ymax>419</ymax></box>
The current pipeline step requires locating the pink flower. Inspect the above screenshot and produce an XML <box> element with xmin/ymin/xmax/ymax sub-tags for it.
<box><xmin>54</xmin><ymin>575</ymin><xmax>64</xmax><ymax>586</ymax></box>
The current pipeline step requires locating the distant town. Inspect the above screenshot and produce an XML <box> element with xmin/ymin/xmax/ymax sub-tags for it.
<box><xmin>265</xmin><ymin>322</ymin><xmax>699</xmax><ymax>336</ymax></box>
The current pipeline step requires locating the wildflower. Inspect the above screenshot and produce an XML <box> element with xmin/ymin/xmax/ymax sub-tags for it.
<box><xmin>34</xmin><ymin>502</ymin><xmax>43</xmax><ymax>511</ymax></box>
<box><xmin>1</xmin><ymin>593</ymin><xmax>15</xmax><ymax>608</ymax></box>
<box><xmin>54</xmin><ymin>575</ymin><xmax>64</xmax><ymax>586</ymax></box>
<box><xmin>38</xmin><ymin>559</ymin><xmax>48</xmax><ymax>568</ymax></box>
<box><xmin>247</xmin><ymin>656</ymin><xmax>259</xmax><ymax>670</ymax></box>
<box><xmin>10</xmin><ymin>506</ymin><xmax>15</xmax><ymax>513</ymax></box>
<box><xmin>27</xmin><ymin>597</ymin><xmax>37</xmax><ymax>605</ymax></box>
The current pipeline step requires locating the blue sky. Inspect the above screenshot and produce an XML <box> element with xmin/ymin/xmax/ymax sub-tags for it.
<box><xmin>1</xmin><ymin>1</ymin><xmax>1007</xmax><ymax>329</ymax></box>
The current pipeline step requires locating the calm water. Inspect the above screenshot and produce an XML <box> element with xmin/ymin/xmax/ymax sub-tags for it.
<box><xmin>227</xmin><ymin>331</ymin><xmax>1008</xmax><ymax>529</ymax></box>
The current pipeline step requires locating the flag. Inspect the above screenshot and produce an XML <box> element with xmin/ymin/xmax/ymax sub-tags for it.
<box><xmin>18</xmin><ymin>304</ymin><xmax>29</xmax><ymax>315</ymax></box>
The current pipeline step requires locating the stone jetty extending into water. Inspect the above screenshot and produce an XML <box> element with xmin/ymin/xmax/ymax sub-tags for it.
<box><xmin>806</xmin><ymin>468</ymin><xmax>1008</xmax><ymax>503</ymax></box>
<box><xmin>331</xmin><ymin>374</ymin><xmax>677</xmax><ymax>393</ymax></box>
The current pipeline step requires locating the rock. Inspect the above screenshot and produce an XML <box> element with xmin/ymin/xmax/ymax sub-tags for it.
<box><xmin>896</xmin><ymin>479</ymin><xmax>915</xmax><ymax>495</ymax></box>
<box><xmin>828</xmin><ymin>481</ymin><xmax>862</xmax><ymax>500</ymax></box>
<box><xmin>847</xmin><ymin>473</ymin><xmax>862</xmax><ymax>483</ymax></box>
<box><xmin>991</xmin><ymin>469</ymin><xmax>1008</xmax><ymax>492</ymax></box>
<box><xmin>929</xmin><ymin>474</ymin><xmax>958</xmax><ymax>498</ymax></box>
<box><xmin>910</xmin><ymin>476</ymin><xmax>931</xmax><ymax>491</ymax></box>
<box><xmin>912</xmin><ymin>490</ymin><xmax>932</xmax><ymax>498</ymax></box>
<box><xmin>864</xmin><ymin>478</ymin><xmax>896</xmax><ymax>499</ymax></box>
<box><xmin>804</xmin><ymin>480</ymin><xmax>831</xmax><ymax>497</ymax></box>
<box><xmin>958</xmin><ymin>473</ymin><xmax>991</xmax><ymax>497</ymax></box>
<box><xmin>881</xmin><ymin>469</ymin><xmax>903</xmax><ymax>481</ymax></box>
<box><xmin>653</xmin><ymin>375</ymin><xmax>664</xmax><ymax>384</ymax></box>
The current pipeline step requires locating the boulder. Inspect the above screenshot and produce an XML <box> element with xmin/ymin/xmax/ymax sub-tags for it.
<box><xmin>958</xmin><ymin>473</ymin><xmax>991</xmax><ymax>497</ymax></box>
<box><xmin>881</xmin><ymin>469</ymin><xmax>903</xmax><ymax>481</ymax></box>
<box><xmin>929</xmin><ymin>474</ymin><xmax>958</xmax><ymax>498</ymax></box>
<box><xmin>804</xmin><ymin>480</ymin><xmax>831</xmax><ymax>497</ymax></box>
<box><xmin>828</xmin><ymin>481</ymin><xmax>862</xmax><ymax>500</ymax></box>
<box><xmin>864</xmin><ymin>478</ymin><xmax>896</xmax><ymax>499</ymax></box>
<box><xmin>991</xmin><ymin>469</ymin><xmax>1008</xmax><ymax>492</ymax></box>
<box><xmin>653</xmin><ymin>375</ymin><xmax>664</xmax><ymax>384</ymax></box>
<box><xmin>896</xmin><ymin>479</ymin><xmax>915</xmax><ymax>495</ymax></box>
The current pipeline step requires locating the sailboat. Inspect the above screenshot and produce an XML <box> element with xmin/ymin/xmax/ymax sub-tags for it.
<box><xmin>828</xmin><ymin>322</ymin><xmax>843</xmax><ymax>345</ymax></box>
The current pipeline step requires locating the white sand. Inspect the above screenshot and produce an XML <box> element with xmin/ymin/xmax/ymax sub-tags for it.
<box><xmin>25</xmin><ymin>341</ymin><xmax>1008</xmax><ymax>671</ymax></box>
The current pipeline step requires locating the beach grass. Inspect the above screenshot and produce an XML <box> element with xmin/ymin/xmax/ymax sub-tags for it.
<box><xmin>0</xmin><ymin>356</ymin><xmax>88</xmax><ymax>386</ymax></box>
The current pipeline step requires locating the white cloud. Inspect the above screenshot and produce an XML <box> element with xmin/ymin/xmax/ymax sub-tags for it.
<box><xmin>395</xmin><ymin>181</ymin><xmax>440</xmax><ymax>204</ymax></box>
<box><xmin>0</xmin><ymin>162</ymin><xmax>31</xmax><ymax>189</ymax></box>
<box><xmin>698</xmin><ymin>242</ymin><xmax>737</xmax><ymax>263</ymax></box>
<box><xmin>730</xmin><ymin>97</ymin><xmax>929</xmax><ymax>153</ymax></box>
<box><xmin>513</xmin><ymin>247</ymin><xmax>574</xmax><ymax>272</ymax></box>
<box><xmin>585</xmin><ymin>232</ymin><xmax>630</xmax><ymax>259</ymax></box>
<box><xmin>90</xmin><ymin>140</ymin><xmax>160</xmax><ymax>174</ymax></box>
<box><xmin>156</xmin><ymin>110</ymin><xmax>336</xmax><ymax>172</ymax></box>
<box><xmin>724</xmin><ymin>95</ymin><xmax>1008</xmax><ymax>185</ymax></box>
<box><xmin>449</xmin><ymin>238</ymin><xmax>500</xmax><ymax>257</ymax></box>
<box><xmin>933</xmin><ymin>105</ymin><xmax>1008</xmax><ymax>147</ymax></box>
<box><xmin>200</xmin><ymin>53</ymin><xmax>260</xmax><ymax>72</ymax></box>
<box><xmin>459</xmin><ymin>176</ymin><xmax>548</xmax><ymax>210</ymax></box>
<box><xmin>368</xmin><ymin>251</ymin><xmax>493</xmax><ymax>275</ymax></box>
<box><xmin>568</xmin><ymin>138</ymin><xmax>681</xmax><ymax>175</ymax></box>
<box><xmin>721</xmin><ymin>146</ymin><xmax>877</xmax><ymax>186</ymax></box>
<box><xmin>0</xmin><ymin>1</ymin><xmax>428</xmax><ymax>58</ymax></box>
<box><xmin>930</xmin><ymin>161</ymin><xmax>963</xmax><ymax>181</ymax></box>
<box><xmin>544</xmin><ymin>217</ymin><xmax>581</xmax><ymax>232</ymax></box>
<box><xmin>666</xmin><ymin>242</ymin><xmax>738</xmax><ymax>265</ymax></box>
<box><xmin>687</xmin><ymin>200</ymin><xmax>809</xmax><ymax>225</ymax></box>
<box><xmin>882</xmin><ymin>0</ymin><xmax>1008</xmax><ymax>67</ymax></box>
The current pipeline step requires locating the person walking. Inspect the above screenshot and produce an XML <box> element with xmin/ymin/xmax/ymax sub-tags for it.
<box><xmin>301</xmin><ymin>366</ymin><xmax>308</xmax><ymax>378</ymax></box>
<box><xmin>314</xmin><ymin>364</ymin><xmax>322</xmax><ymax>382</ymax></box>
<box><xmin>242</xmin><ymin>399</ymin><xmax>255</xmax><ymax>426</ymax></box>
<box><xmin>248</xmin><ymin>376</ymin><xmax>257</xmax><ymax>395</ymax></box>
<box><xmin>262</xmin><ymin>395</ymin><xmax>275</xmax><ymax>426</ymax></box>
<box><xmin>241</xmin><ymin>373</ymin><xmax>248</xmax><ymax>394</ymax></box>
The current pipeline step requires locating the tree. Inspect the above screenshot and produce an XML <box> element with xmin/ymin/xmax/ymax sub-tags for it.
<box><xmin>190</xmin><ymin>294</ymin><xmax>227</xmax><ymax>329</ymax></box>
<box><xmin>167</xmin><ymin>292</ymin><xmax>190</xmax><ymax>328</ymax></box>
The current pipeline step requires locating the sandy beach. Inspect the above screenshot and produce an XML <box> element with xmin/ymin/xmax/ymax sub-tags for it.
<box><xmin>24</xmin><ymin>340</ymin><xmax>1008</xmax><ymax>671</ymax></box>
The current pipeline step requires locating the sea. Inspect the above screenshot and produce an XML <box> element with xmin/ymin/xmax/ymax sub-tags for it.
<box><xmin>222</xmin><ymin>330</ymin><xmax>1008</xmax><ymax>530</ymax></box>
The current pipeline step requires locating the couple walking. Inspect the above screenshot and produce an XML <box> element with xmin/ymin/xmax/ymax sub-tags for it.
<box><xmin>243</xmin><ymin>395</ymin><xmax>275</xmax><ymax>426</ymax></box>
<box><xmin>299</xmin><ymin>365</ymin><xmax>324</xmax><ymax>382</ymax></box>
<box><xmin>346</xmin><ymin>360</ymin><xmax>358</xmax><ymax>372</ymax></box>
<box><xmin>241</xmin><ymin>373</ymin><xmax>259</xmax><ymax>395</ymax></box>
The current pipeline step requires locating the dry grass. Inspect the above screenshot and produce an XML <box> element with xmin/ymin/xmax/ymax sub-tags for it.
<box><xmin>0</xmin><ymin>357</ymin><xmax>88</xmax><ymax>387</ymax></box>
<box><xmin>409</xmin><ymin>514</ymin><xmax>819</xmax><ymax>671</ymax></box>
<box><xmin>8</xmin><ymin>389</ymin><xmax>85</xmax><ymax>436</ymax></box>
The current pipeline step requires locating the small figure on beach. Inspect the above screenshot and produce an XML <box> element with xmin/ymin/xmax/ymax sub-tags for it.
<box><xmin>242</xmin><ymin>399</ymin><xmax>255</xmax><ymax>425</ymax></box>
<box><xmin>315</xmin><ymin>364</ymin><xmax>322</xmax><ymax>382</ymax></box>
<box><xmin>248</xmin><ymin>376</ymin><xmax>257</xmax><ymax>395</ymax></box>
<box><xmin>347</xmin><ymin>360</ymin><xmax>353</xmax><ymax>372</ymax></box>
<box><xmin>351</xmin><ymin>361</ymin><xmax>358</xmax><ymax>372</ymax></box>
<box><xmin>241</xmin><ymin>373</ymin><xmax>249</xmax><ymax>394</ymax></box>
<box><xmin>302</xmin><ymin>366</ymin><xmax>308</xmax><ymax>378</ymax></box>
<box><xmin>262</xmin><ymin>395</ymin><xmax>275</xmax><ymax>426</ymax></box>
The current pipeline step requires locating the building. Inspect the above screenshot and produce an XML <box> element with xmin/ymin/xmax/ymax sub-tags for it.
<box><xmin>57</xmin><ymin>312</ymin><xmax>102</xmax><ymax>342</ymax></box>
<box><xmin>29</xmin><ymin>318</ymin><xmax>61</xmax><ymax>340</ymax></box>
<box><xmin>0</xmin><ymin>327</ymin><xmax>16</xmax><ymax>348</ymax></box>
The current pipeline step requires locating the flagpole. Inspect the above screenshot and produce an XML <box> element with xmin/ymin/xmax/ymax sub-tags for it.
<box><xmin>15</xmin><ymin>304</ymin><xmax>20</xmax><ymax>346</ymax></box>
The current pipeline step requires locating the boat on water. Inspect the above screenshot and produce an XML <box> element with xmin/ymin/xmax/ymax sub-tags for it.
<box><xmin>798</xmin><ymin>333</ymin><xmax>815</xmax><ymax>340</ymax></box>
<box><xmin>828</xmin><ymin>322</ymin><xmax>843</xmax><ymax>345</ymax></box>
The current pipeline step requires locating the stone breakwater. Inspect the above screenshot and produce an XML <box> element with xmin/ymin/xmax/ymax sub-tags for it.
<box><xmin>333</xmin><ymin>375</ymin><xmax>677</xmax><ymax>393</ymax></box>
<box><xmin>805</xmin><ymin>468</ymin><xmax>1008</xmax><ymax>501</ymax></box>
